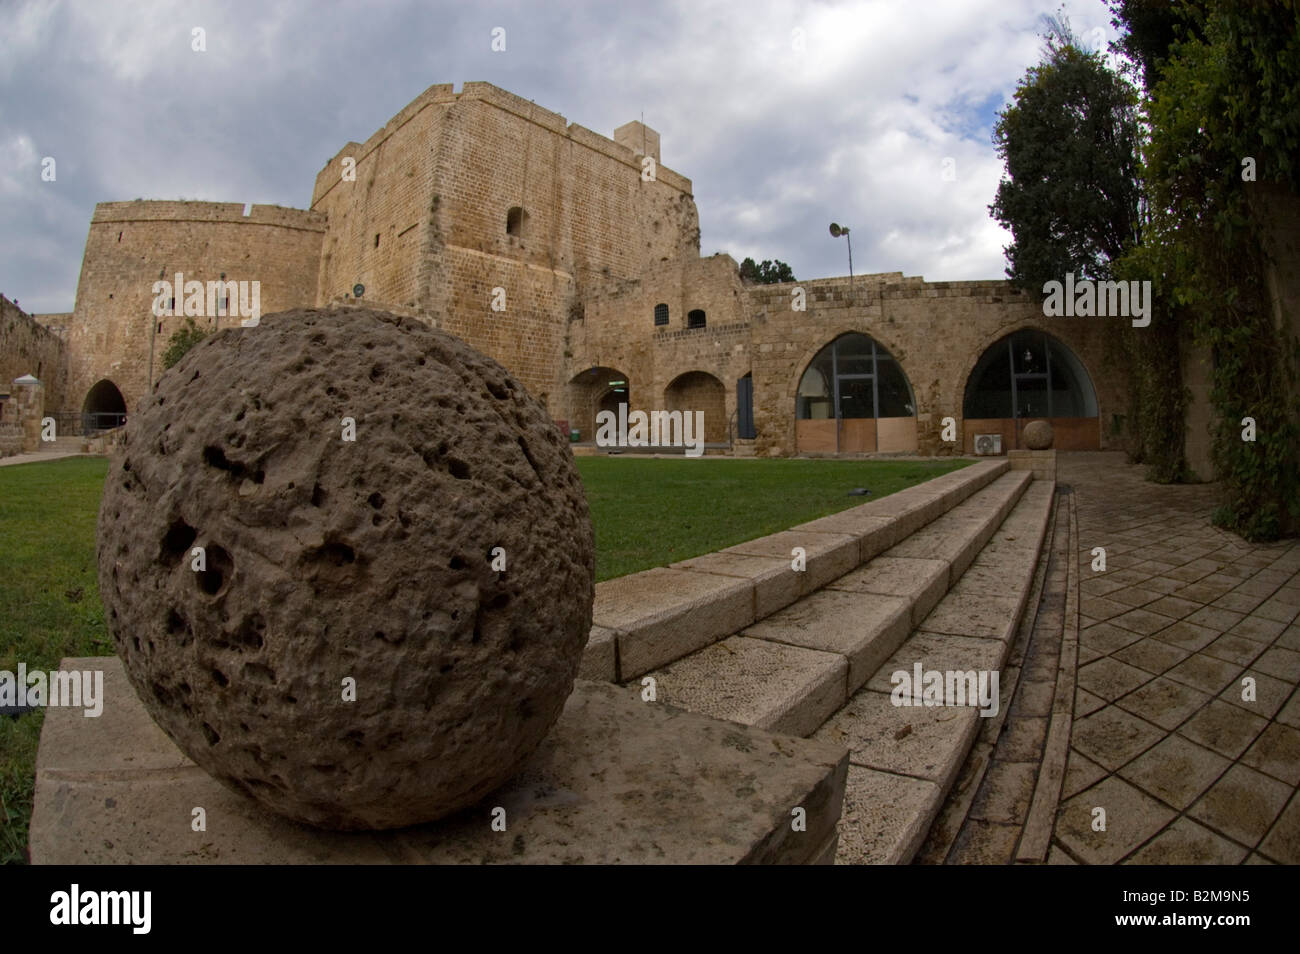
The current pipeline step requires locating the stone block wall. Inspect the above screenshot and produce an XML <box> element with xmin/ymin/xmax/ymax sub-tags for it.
<box><xmin>11</xmin><ymin>376</ymin><xmax>45</xmax><ymax>452</ymax></box>
<box><xmin>745</xmin><ymin>275</ymin><xmax>1129</xmax><ymax>458</ymax></box>
<box><xmin>0</xmin><ymin>295</ymin><xmax>67</xmax><ymax>411</ymax></box>
<box><xmin>44</xmin><ymin>80</ymin><xmax>1150</xmax><ymax>468</ymax></box>
<box><xmin>0</xmin><ymin>391</ymin><xmax>22</xmax><ymax>457</ymax></box>
<box><xmin>310</xmin><ymin>81</ymin><xmax>700</xmax><ymax>406</ymax></box>
<box><xmin>568</xmin><ymin>255</ymin><xmax>750</xmax><ymax>435</ymax></box>
<box><xmin>63</xmin><ymin>201</ymin><xmax>325</xmax><ymax>415</ymax></box>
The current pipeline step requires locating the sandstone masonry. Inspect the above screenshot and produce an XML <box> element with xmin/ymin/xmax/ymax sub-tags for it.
<box><xmin>28</xmin><ymin>81</ymin><xmax>1163</xmax><ymax>460</ymax></box>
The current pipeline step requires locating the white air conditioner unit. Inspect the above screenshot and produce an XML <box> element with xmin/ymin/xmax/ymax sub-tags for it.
<box><xmin>974</xmin><ymin>434</ymin><xmax>1002</xmax><ymax>456</ymax></box>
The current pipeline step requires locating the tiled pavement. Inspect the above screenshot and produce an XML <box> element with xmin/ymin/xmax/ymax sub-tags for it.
<box><xmin>1051</xmin><ymin>453</ymin><xmax>1300</xmax><ymax>865</ymax></box>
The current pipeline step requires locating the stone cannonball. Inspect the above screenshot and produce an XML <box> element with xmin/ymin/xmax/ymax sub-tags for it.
<box><xmin>1023</xmin><ymin>420</ymin><xmax>1054</xmax><ymax>450</ymax></box>
<box><xmin>97</xmin><ymin>308</ymin><xmax>595</xmax><ymax>830</ymax></box>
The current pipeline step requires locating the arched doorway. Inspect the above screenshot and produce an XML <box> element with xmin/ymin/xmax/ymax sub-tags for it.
<box><xmin>664</xmin><ymin>371</ymin><xmax>726</xmax><ymax>443</ymax></box>
<box><xmin>567</xmin><ymin>366</ymin><xmax>631</xmax><ymax>442</ymax></box>
<box><xmin>962</xmin><ymin>329</ymin><xmax>1100</xmax><ymax>451</ymax></box>
<box><xmin>82</xmin><ymin>379</ymin><xmax>127</xmax><ymax>433</ymax></box>
<box><xmin>795</xmin><ymin>333</ymin><xmax>916</xmax><ymax>453</ymax></box>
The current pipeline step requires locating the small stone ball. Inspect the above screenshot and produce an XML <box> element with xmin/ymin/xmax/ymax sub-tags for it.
<box><xmin>1023</xmin><ymin>420</ymin><xmax>1054</xmax><ymax>450</ymax></box>
<box><xmin>97</xmin><ymin>307</ymin><xmax>594</xmax><ymax>830</ymax></box>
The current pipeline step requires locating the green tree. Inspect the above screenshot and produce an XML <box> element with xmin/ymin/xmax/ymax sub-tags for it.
<box><xmin>989</xmin><ymin>17</ymin><xmax>1144</xmax><ymax>292</ymax></box>
<box><xmin>989</xmin><ymin>14</ymin><xmax>1185</xmax><ymax>479</ymax></box>
<box><xmin>161</xmin><ymin>318</ymin><xmax>209</xmax><ymax>370</ymax></box>
<box><xmin>739</xmin><ymin>257</ymin><xmax>796</xmax><ymax>284</ymax></box>
<box><xmin>1107</xmin><ymin>0</ymin><xmax>1200</xmax><ymax>89</ymax></box>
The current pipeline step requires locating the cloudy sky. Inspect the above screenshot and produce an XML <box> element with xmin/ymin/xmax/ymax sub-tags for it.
<box><xmin>1</xmin><ymin>0</ymin><xmax>1118</xmax><ymax>314</ymax></box>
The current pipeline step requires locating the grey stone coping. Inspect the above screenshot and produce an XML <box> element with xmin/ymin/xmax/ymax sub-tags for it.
<box><xmin>31</xmin><ymin>657</ymin><xmax>848</xmax><ymax>865</ymax></box>
<box><xmin>584</xmin><ymin>458</ymin><xmax>1010</xmax><ymax>680</ymax></box>
<box><xmin>630</xmin><ymin>462</ymin><xmax>1037</xmax><ymax>748</ymax></box>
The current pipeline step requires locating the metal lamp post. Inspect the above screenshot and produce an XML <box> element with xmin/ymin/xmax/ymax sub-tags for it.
<box><xmin>829</xmin><ymin>222</ymin><xmax>853</xmax><ymax>296</ymax></box>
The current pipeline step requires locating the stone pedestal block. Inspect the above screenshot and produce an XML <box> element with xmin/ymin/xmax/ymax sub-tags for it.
<box><xmin>1008</xmin><ymin>448</ymin><xmax>1056</xmax><ymax>483</ymax></box>
<box><xmin>11</xmin><ymin>374</ymin><xmax>44</xmax><ymax>453</ymax></box>
<box><xmin>30</xmin><ymin>657</ymin><xmax>849</xmax><ymax>865</ymax></box>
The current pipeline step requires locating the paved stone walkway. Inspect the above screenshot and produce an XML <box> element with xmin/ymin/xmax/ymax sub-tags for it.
<box><xmin>1050</xmin><ymin>452</ymin><xmax>1300</xmax><ymax>864</ymax></box>
<box><xmin>0</xmin><ymin>448</ymin><xmax>93</xmax><ymax>468</ymax></box>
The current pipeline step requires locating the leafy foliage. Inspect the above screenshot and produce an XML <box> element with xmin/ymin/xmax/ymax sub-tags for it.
<box><xmin>1106</xmin><ymin>0</ymin><xmax>1200</xmax><ymax>88</ymax></box>
<box><xmin>1110</xmin><ymin>242</ymin><xmax>1189</xmax><ymax>482</ymax></box>
<box><xmin>161</xmin><ymin>317</ymin><xmax>209</xmax><ymax>370</ymax></box>
<box><xmin>990</xmin><ymin>22</ymin><xmax>1143</xmax><ymax>292</ymax></box>
<box><xmin>739</xmin><ymin>257</ymin><xmax>796</xmax><ymax>284</ymax></box>
<box><xmin>996</xmin><ymin>3</ymin><xmax>1300</xmax><ymax>537</ymax></box>
<box><xmin>1120</xmin><ymin>0</ymin><xmax>1300</xmax><ymax>538</ymax></box>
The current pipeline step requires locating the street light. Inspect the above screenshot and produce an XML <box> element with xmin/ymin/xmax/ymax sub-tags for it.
<box><xmin>829</xmin><ymin>222</ymin><xmax>853</xmax><ymax>295</ymax></box>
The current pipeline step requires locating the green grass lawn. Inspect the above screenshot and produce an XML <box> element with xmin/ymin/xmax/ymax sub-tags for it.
<box><xmin>0</xmin><ymin>453</ymin><xmax>966</xmax><ymax>862</ymax></box>
<box><xmin>0</xmin><ymin>457</ymin><xmax>112</xmax><ymax>864</ymax></box>
<box><xmin>577</xmin><ymin>456</ymin><xmax>968</xmax><ymax>580</ymax></box>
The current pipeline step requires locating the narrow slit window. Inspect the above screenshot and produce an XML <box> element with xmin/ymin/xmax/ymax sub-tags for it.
<box><xmin>506</xmin><ymin>206</ymin><xmax>528</xmax><ymax>237</ymax></box>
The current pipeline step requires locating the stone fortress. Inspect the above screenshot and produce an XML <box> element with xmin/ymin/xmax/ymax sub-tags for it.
<box><xmin>4</xmin><ymin>80</ymin><xmax>1141</xmax><ymax>463</ymax></box>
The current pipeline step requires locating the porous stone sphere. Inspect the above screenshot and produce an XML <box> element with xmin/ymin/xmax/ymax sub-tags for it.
<box><xmin>1023</xmin><ymin>420</ymin><xmax>1054</xmax><ymax>450</ymax></box>
<box><xmin>97</xmin><ymin>307</ymin><xmax>595</xmax><ymax>830</ymax></box>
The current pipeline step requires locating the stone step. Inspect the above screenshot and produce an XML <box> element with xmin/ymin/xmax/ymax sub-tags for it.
<box><xmin>636</xmin><ymin>471</ymin><xmax>1035</xmax><ymax>736</ymax></box>
<box><xmin>816</xmin><ymin>480</ymin><xmax>1056</xmax><ymax>864</ymax></box>
<box><xmin>586</xmin><ymin>458</ymin><xmax>1010</xmax><ymax>681</ymax></box>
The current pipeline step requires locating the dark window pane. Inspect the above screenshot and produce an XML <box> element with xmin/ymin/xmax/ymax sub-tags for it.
<box><xmin>963</xmin><ymin>345</ymin><xmax>1013</xmax><ymax>418</ymax></box>
<box><xmin>876</xmin><ymin>358</ymin><xmax>914</xmax><ymax>417</ymax></box>
<box><xmin>838</xmin><ymin>379</ymin><xmax>874</xmax><ymax>419</ymax></box>
<box><xmin>1015</xmin><ymin>378</ymin><xmax>1049</xmax><ymax>418</ymax></box>
<box><xmin>1048</xmin><ymin>344</ymin><xmax>1097</xmax><ymax>416</ymax></box>
<box><xmin>1013</xmin><ymin>333</ymin><xmax>1048</xmax><ymax>374</ymax></box>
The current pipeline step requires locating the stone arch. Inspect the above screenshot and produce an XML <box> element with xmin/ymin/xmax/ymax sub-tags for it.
<box><xmin>792</xmin><ymin>332</ymin><xmax>917</xmax><ymax>454</ymax></box>
<box><xmin>567</xmin><ymin>366</ymin><xmax>630</xmax><ymax>442</ymax></box>
<box><xmin>960</xmin><ymin>327</ymin><xmax>1100</xmax><ymax>452</ymax></box>
<box><xmin>782</xmin><ymin>326</ymin><xmax>914</xmax><ymax>409</ymax></box>
<box><xmin>663</xmin><ymin>370</ymin><xmax>726</xmax><ymax>443</ymax></box>
<box><xmin>82</xmin><ymin>378</ymin><xmax>127</xmax><ymax>433</ymax></box>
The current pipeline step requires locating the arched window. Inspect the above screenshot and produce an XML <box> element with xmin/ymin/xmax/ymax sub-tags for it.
<box><xmin>796</xmin><ymin>333</ymin><xmax>914</xmax><ymax>420</ymax></box>
<box><xmin>687</xmin><ymin>309</ymin><xmax>706</xmax><ymax>329</ymax></box>
<box><xmin>794</xmin><ymin>333</ymin><xmax>916</xmax><ymax>453</ymax></box>
<box><xmin>506</xmin><ymin>207</ymin><xmax>528</xmax><ymax>237</ymax></box>
<box><xmin>963</xmin><ymin>329</ymin><xmax>1098</xmax><ymax>419</ymax></box>
<box><xmin>654</xmin><ymin>303</ymin><xmax>669</xmax><ymax>326</ymax></box>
